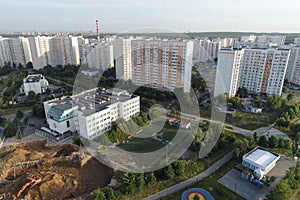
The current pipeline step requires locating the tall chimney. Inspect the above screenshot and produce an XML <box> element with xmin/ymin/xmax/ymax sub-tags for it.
<box><xmin>96</xmin><ymin>19</ymin><xmax>100</xmax><ymax>41</ymax></box>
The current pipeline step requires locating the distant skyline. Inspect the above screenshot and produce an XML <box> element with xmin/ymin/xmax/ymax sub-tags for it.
<box><xmin>1</xmin><ymin>0</ymin><xmax>300</xmax><ymax>33</ymax></box>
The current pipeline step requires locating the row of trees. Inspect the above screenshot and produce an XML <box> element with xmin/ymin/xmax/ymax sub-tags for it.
<box><xmin>105</xmin><ymin>115</ymin><xmax>149</xmax><ymax>144</ymax></box>
<box><xmin>118</xmin><ymin>159</ymin><xmax>186</xmax><ymax>195</ymax></box>
<box><xmin>276</xmin><ymin>102</ymin><xmax>300</xmax><ymax>128</ymax></box>
<box><xmin>94</xmin><ymin>187</ymin><xmax>117</xmax><ymax>200</ymax></box>
<box><xmin>266</xmin><ymin>163</ymin><xmax>300</xmax><ymax>200</ymax></box>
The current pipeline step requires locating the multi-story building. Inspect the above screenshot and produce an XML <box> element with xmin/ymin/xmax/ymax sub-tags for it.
<box><xmin>114</xmin><ymin>37</ymin><xmax>133</xmax><ymax>80</ymax></box>
<box><xmin>214</xmin><ymin>49</ymin><xmax>243</xmax><ymax>97</ymax></box>
<box><xmin>214</xmin><ymin>48</ymin><xmax>290</xmax><ymax>97</ymax></box>
<box><xmin>21</xmin><ymin>74</ymin><xmax>49</xmax><ymax>96</ymax></box>
<box><xmin>28</xmin><ymin>36</ymin><xmax>51</xmax><ymax>69</ymax></box>
<box><xmin>239</xmin><ymin>49</ymin><xmax>290</xmax><ymax>96</ymax></box>
<box><xmin>237</xmin><ymin>35</ymin><xmax>286</xmax><ymax>49</ymax></box>
<box><xmin>21</xmin><ymin>37</ymin><xmax>33</xmax><ymax>65</ymax></box>
<box><xmin>43</xmin><ymin>88</ymin><xmax>140</xmax><ymax>140</ymax></box>
<box><xmin>83</xmin><ymin>42</ymin><xmax>114</xmax><ymax>70</ymax></box>
<box><xmin>286</xmin><ymin>47</ymin><xmax>300</xmax><ymax>86</ymax></box>
<box><xmin>0</xmin><ymin>37</ymin><xmax>26</xmax><ymax>67</ymax></box>
<box><xmin>131</xmin><ymin>39</ymin><xmax>194</xmax><ymax>93</ymax></box>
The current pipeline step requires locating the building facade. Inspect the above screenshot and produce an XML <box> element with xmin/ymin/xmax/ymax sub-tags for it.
<box><xmin>115</xmin><ymin>37</ymin><xmax>132</xmax><ymax>80</ymax></box>
<box><xmin>22</xmin><ymin>74</ymin><xmax>49</xmax><ymax>96</ymax></box>
<box><xmin>43</xmin><ymin>88</ymin><xmax>140</xmax><ymax>140</ymax></box>
<box><xmin>214</xmin><ymin>48</ymin><xmax>290</xmax><ymax>97</ymax></box>
<box><xmin>131</xmin><ymin>39</ymin><xmax>194</xmax><ymax>93</ymax></box>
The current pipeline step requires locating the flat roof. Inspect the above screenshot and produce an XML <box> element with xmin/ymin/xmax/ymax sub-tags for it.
<box><xmin>244</xmin><ymin>147</ymin><xmax>280</xmax><ymax>169</ymax></box>
<box><xmin>25</xmin><ymin>74</ymin><xmax>44</xmax><ymax>83</ymax></box>
<box><xmin>46</xmin><ymin>88</ymin><xmax>139</xmax><ymax>116</ymax></box>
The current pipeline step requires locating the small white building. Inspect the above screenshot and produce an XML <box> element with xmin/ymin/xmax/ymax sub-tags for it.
<box><xmin>21</xmin><ymin>74</ymin><xmax>49</xmax><ymax>96</ymax></box>
<box><xmin>242</xmin><ymin>147</ymin><xmax>280</xmax><ymax>180</ymax></box>
<box><xmin>43</xmin><ymin>88</ymin><xmax>140</xmax><ymax>140</ymax></box>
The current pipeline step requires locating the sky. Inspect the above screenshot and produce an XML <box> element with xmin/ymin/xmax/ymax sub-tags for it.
<box><xmin>0</xmin><ymin>0</ymin><xmax>299</xmax><ymax>33</ymax></box>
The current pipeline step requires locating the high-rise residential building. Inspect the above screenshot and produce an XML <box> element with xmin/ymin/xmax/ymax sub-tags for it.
<box><xmin>214</xmin><ymin>49</ymin><xmax>243</xmax><ymax>97</ymax></box>
<box><xmin>286</xmin><ymin>47</ymin><xmax>300</xmax><ymax>86</ymax></box>
<box><xmin>0</xmin><ymin>37</ymin><xmax>26</xmax><ymax>67</ymax></box>
<box><xmin>237</xmin><ymin>35</ymin><xmax>286</xmax><ymax>49</ymax></box>
<box><xmin>21</xmin><ymin>37</ymin><xmax>33</xmax><ymax>65</ymax></box>
<box><xmin>83</xmin><ymin>42</ymin><xmax>114</xmax><ymax>70</ymax></box>
<box><xmin>114</xmin><ymin>37</ymin><xmax>132</xmax><ymax>80</ymax></box>
<box><xmin>43</xmin><ymin>88</ymin><xmax>140</xmax><ymax>139</ymax></box>
<box><xmin>28</xmin><ymin>36</ymin><xmax>51</xmax><ymax>69</ymax></box>
<box><xmin>48</xmin><ymin>36</ymin><xmax>80</xmax><ymax>67</ymax></box>
<box><xmin>214</xmin><ymin>48</ymin><xmax>290</xmax><ymax>97</ymax></box>
<box><xmin>294</xmin><ymin>38</ymin><xmax>300</xmax><ymax>47</ymax></box>
<box><xmin>239</xmin><ymin>49</ymin><xmax>290</xmax><ymax>96</ymax></box>
<box><xmin>131</xmin><ymin>39</ymin><xmax>194</xmax><ymax>93</ymax></box>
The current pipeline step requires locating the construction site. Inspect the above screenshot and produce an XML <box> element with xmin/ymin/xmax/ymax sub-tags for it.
<box><xmin>0</xmin><ymin>140</ymin><xmax>114</xmax><ymax>199</ymax></box>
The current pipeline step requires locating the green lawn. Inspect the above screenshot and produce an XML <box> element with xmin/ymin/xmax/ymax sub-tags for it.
<box><xmin>161</xmin><ymin>159</ymin><xmax>245</xmax><ymax>200</ymax></box>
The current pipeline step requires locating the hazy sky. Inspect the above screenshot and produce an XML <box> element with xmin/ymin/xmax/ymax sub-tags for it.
<box><xmin>1</xmin><ymin>0</ymin><xmax>299</xmax><ymax>33</ymax></box>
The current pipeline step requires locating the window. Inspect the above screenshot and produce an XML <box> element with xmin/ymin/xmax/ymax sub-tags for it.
<box><xmin>67</xmin><ymin>121</ymin><xmax>70</xmax><ymax>128</ymax></box>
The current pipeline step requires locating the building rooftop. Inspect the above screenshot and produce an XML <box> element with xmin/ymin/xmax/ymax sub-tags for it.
<box><xmin>244</xmin><ymin>147</ymin><xmax>280</xmax><ymax>170</ymax></box>
<box><xmin>25</xmin><ymin>74</ymin><xmax>44</xmax><ymax>83</ymax></box>
<box><xmin>46</xmin><ymin>88</ymin><xmax>138</xmax><ymax>116</ymax></box>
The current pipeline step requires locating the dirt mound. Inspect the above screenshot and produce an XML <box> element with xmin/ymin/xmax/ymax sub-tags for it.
<box><xmin>0</xmin><ymin>141</ymin><xmax>113</xmax><ymax>200</ymax></box>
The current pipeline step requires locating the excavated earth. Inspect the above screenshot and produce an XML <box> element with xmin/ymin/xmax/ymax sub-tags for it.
<box><xmin>0</xmin><ymin>141</ymin><xmax>113</xmax><ymax>200</ymax></box>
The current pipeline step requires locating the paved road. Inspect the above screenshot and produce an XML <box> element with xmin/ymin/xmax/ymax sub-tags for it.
<box><xmin>45</xmin><ymin>76</ymin><xmax>74</xmax><ymax>88</ymax></box>
<box><xmin>144</xmin><ymin>151</ymin><xmax>234</xmax><ymax>200</ymax></box>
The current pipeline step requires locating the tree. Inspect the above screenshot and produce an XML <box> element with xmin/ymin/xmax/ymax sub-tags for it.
<box><xmin>5</xmin><ymin>121</ymin><xmax>17</xmax><ymax>137</ymax></box>
<box><xmin>172</xmin><ymin>160</ymin><xmax>186</xmax><ymax>176</ymax></box>
<box><xmin>253</xmin><ymin>132</ymin><xmax>259</xmax><ymax>143</ymax></box>
<box><xmin>284</xmin><ymin>139</ymin><xmax>293</xmax><ymax>150</ymax></box>
<box><xmin>32</xmin><ymin>104</ymin><xmax>45</xmax><ymax>118</ymax></box>
<box><xmin>16</xmin><ymin>110</ymin><xmax>24</xmax><ymax>119</ymax></box>
<box><xmin>147</xmin><ymin>172</ymin><xmax>156</xmax><ymax>184</ymax></box>
<box><xmin>287</xmin><ymin>93</ymin><xmax>295</xmax><ymax>101</ymax></box>
<box><xmin>268</xmin><ymin>95</ymin><xmax>282</xmax><ymax>110</ymax></box>
<box><xmin>94</xmin><ymin>188</ymin><xmax>106</xmax><ymax>200</ymax></box>
<box><xmin>103</xmin><ymin>188</ymin><xmax>116</xmax><ymax>200</ymax></box>
<box><xmin>27</xmin><ymin>91</ymin><xmax>37</xmax><ymax>106</ymax></box>
<box><xmin>149</xmin><ymin>107</ymin><xmax>162</xmax><ymax>120</ymax></box>
<box><xmin>164</xmin><ymin>165</ymin><xmax>175</xmax><ymax>179</ymax></box>
<box><xmin>233</xmin><ymin>139</ymin><xmax>249</xmax><ymax>159</ymax></box>
<box><xmin>278</xmin><ymin>138</ymin><xmax>285</xmax><ymax>148</ymax></box>
<box><xmin>135</xmin><ymin>173</ymin><xmax>145</xmax><ymax>189</ymax></box>
<box><xmin>46</xmin><ymin>88</ymin><xmax>51</xmax><ymax>96</ymax></box>
<box><xmin>258</xmin><ymin>135</ymin><xmax>268</xmax><ymax>147</ymax></box>
<box><xmin>268</xmin><ymin>135</ymin><xmax>278</xmax><ymax>148</ymax></box>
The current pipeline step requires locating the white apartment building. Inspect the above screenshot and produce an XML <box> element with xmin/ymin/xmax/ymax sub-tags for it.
<box><xmin>84</xmin><ymin>42</ymin><xmax>114</xmax><ymax>70</ymax></box>
<box><xmin>286</xmin><ymin>47</ymin><xmax>300</xmax><ymax>86</ymax></box>
<box><xmin>43</xmin><ymin>88</ymin><xmax>140</xmax><ymax>140</ymax></box>
<box><xmin>237</xmin><ymin>35</ymin><xmax>286</xmax><ymax>49</ymax></box>
<box><xmin>0</xmin><ymin>37</ymin><xmax>26</xmax><ymax>67</ymax></box>
<box><xmin>114</xmin><ymin>37</ymin><xmax>133</xmax><ymax>80</ymax></box>
<box><xmin>131</xmin><ymin>39</ymin><xmax>194</xmax><ymax>93</ymax></box>
<box><xmin>294</xmin><ymin>38</ymin><xmax>300</xmax><ymax>47</ymax></box>
<box><xmin>214</xmin><ymin>49</ymin><xmax>243</xmax><ymax>97</ymax></box>
<box><xmin>21</xmin><ymin>74</ymin><xmax>49</xmax><ymax>96</ymax></box>
<box><xmin>214</xmin><ymin>48</ymin><xmax>290</xmax><ymax>97</ymax></box>
<box><xmin>21</xmin><ymin>37</ymin><xmax>33</xmax><ymax>65</ymax></box>
<box><xmin>239</xmin><ymin>49</ymin><xmax>290</xmax><ymax>96</ymax></box>
<box><xmin>28</xmin><ymin>36</ymin><xmax>51</xmax><ymax>69</ymax></box>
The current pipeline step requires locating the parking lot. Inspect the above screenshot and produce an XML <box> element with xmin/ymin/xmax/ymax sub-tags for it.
<box><xmin>218</xmin><ymin>155</ymin><xmax>297</xmax><ymax>200</ymax></box>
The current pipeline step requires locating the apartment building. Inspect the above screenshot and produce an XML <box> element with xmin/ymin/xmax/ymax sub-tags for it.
<box><xmin>0</xmin><ymin>37</ymin><xmax>26</xmax><ymax>67</ymax></box>
<box><xmin>286</xmin><ymin>47</ymin><xmax>300</xmax><ymax>86</ymax></box>
<box><xmin>131</xmin><ymin>39</ymin><xmax>194</xmax><ymax>93</ymax></box>
<box><xmin>214</xmin><ymin>49</ymin><xmax>243</xmax><ymax>97</ymax></box>
<box><xmin>83</xmin><ymin>42</ymin><xmax>114</xmax><ymax>70</ymax></box>
<box><xmin>28</xmin><ymin>36</ymin><xmax>51</xmax><ymax>69</ymax></box>
<box><xmin>214</xmin><ymin>48</ymin><xmax>290</xmax><ymax>97</ymax></box>
<box><xmin>114</xmin><ymin>37</ymin><xmax>133</xmax><ymax>80</ymax></box>
<box><xmin>43</xmin><ymin>88</ymin><xmax>140</xmax><ymax>140</ymax></box>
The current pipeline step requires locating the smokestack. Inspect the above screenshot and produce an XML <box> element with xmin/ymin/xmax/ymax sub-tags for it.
<box><xmin>96</xmin><ymin>19</ymin><xmax>100</xmax><ymax>41</ymax></box>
